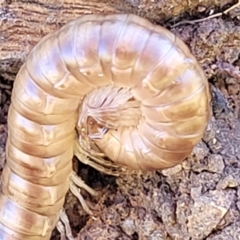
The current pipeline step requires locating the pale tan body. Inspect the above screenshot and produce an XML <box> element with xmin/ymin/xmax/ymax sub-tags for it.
<box><xmin>0</xmin><ymin>14</ymin><xmax>210</xmax><ymax>239</ymax></box>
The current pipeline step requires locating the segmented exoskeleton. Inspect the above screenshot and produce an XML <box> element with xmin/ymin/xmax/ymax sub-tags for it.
<box><xmin>0</xmin><ymin>14</ymin><xmax>210</xmax><ymax>239</ymax></box>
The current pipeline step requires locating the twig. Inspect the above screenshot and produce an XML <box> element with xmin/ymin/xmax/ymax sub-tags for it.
<box><xmin>172</xmin><ymin>0</ymin><xmax>240</xmax><ymax>27</ymax></box>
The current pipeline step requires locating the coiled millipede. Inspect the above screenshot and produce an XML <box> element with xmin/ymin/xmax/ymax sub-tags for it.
<box><xmin>0</xmin><ymin>14</ymin><xmax>210</xmax><ymax>239</ymax></box>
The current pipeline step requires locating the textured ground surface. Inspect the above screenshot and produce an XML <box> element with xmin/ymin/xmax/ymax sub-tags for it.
<box><xmin>1</xmin><ymin>0</ymin><xmax>240</xmax><ymax>239</ymax></box>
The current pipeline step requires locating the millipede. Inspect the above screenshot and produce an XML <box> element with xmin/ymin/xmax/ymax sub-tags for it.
<box><xmin>0</xmin><ymin>14</ymin><xmax>210</xmax><ymax>239</ymax></box>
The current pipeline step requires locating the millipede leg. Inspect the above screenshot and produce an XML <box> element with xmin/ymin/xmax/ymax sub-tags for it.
<box><xmin>71</xmin><ymin>171</ymin><xmax>98</xmax><ymax>196</ymax></box>
<box><xmin>69</xmin><ymin>181</ymin><xmax>94</xmax><ymax>216</ymax></box>
<box><xmin>57</xmin><ymin>209</ymin><xmax>74</xmax><ymax>240</ymax></box>
<box><xmin>56</xmin><ymin>220</ymin><xmax>67</xmax><ymax>240</ymax></box>
<box><xmin>56</xmin><ymin>173</ymin><xmax>98</xmax><ymax>239</ymax></box>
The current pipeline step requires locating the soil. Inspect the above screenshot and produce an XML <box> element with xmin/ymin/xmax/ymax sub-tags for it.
<box><xmin>1</xmin><ymin>0</ymin><xmax>240</xmax><ymax>240</ymax></box>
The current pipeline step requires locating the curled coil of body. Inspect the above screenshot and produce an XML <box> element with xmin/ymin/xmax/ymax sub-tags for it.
<box><xmin>0</xmin><ymin>14</ymin><xmax>210</xmax><ymax>239</ymax></box>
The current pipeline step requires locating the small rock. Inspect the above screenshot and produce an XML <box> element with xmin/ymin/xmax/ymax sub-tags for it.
<box><xmin>191</xmin><ymin>154</ymin><xmax>224</xmax><ymax>173</ymax></box>
<box><xmin>121</xmin><ymin>218</ymin><xmax>136</xmax><ymax>236</ymax></box>
<box><xmin>187</xmin><ymin>190</ymin><xmax>234</xmax><ymax>239</ymax></box>
<box><xmin>192</xmin><ymin>142</ymin><xmax>209</xmax><ymax>160</ymax></box>
<box><xmin>207</xmin><ymin>221</ymin><xmax>240</xmax><ymax>239</ymax></box>
<box><xmin>190</xmin><ymin>186</ymin><xmax>203</xmax><ymax>200</ymax></box>
<box><xmin>161</xmin><ymin>164</ymin><xmax>182</xmax><ymax>176</ymax></box>
<box><xmin>208</xmin><ymin>154</ymin><xmax>225</xmax><ymax>173</ymax></box>
<box><xmin>217</xmin><ymin>175</ymin><xmax>238</xmax><ymax>189</ymax></box>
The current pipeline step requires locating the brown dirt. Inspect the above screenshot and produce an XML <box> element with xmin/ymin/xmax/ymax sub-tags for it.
<box><xmin>1</xmin><ymin>0</ymin><xmax>240</xmax><ymax>240</ymax></box>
